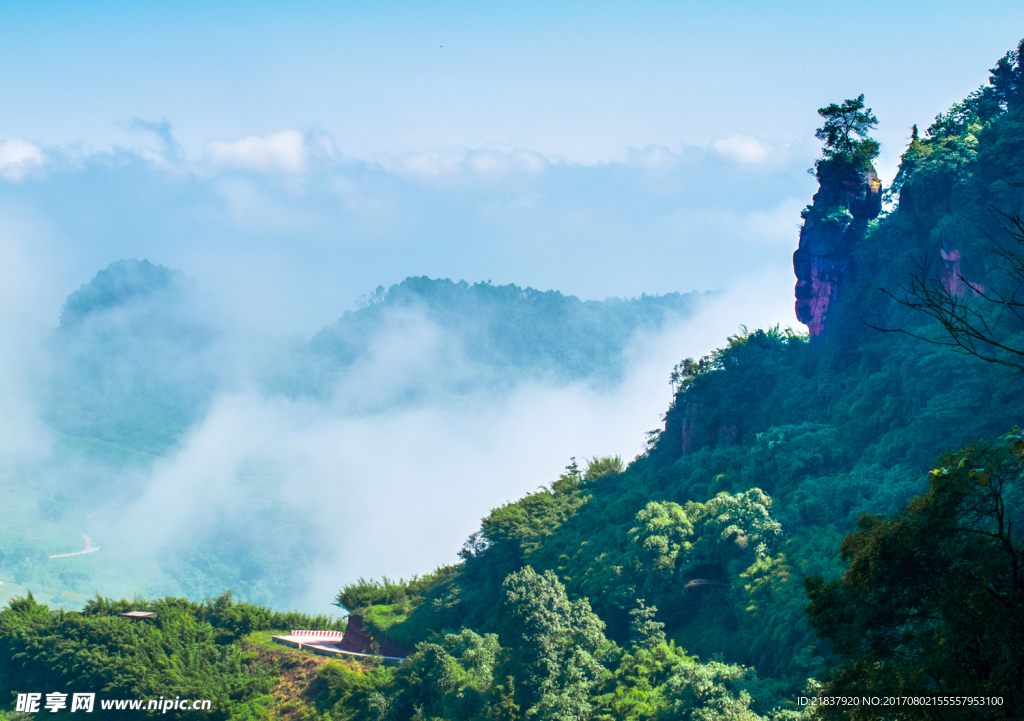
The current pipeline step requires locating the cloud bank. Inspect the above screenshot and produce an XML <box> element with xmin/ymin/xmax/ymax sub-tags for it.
<box><xmin>0</xmin><ymin>126</ymin><xmax>815</xmax><ymax>337</ymax></box>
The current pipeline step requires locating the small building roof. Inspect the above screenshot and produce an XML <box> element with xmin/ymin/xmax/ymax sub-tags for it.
<box><xmin>120</xmin><ymin>611</ymin><xmax>158</xmax><ymax>619</ymax></box>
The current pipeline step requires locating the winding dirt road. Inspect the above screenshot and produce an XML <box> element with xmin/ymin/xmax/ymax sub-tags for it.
<box><xmin>49</xmin><ymin>533</ymin><xmax>100</xmax><ymax>559</ymax></box>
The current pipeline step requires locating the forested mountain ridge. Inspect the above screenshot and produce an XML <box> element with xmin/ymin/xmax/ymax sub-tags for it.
<box><xmin>3</xmin><ymin>40</ymin><xmax>1024</xmax><ymax>721</ymax></box>
<box><xmin>306</xmin><ymin>277</ymin><xmax>704</xmax><ymax>389</ymax></box>
<box><xmin>45</xmin><ymin>269</ymin><xmax>702</xmax><ymax>457</ymax></box>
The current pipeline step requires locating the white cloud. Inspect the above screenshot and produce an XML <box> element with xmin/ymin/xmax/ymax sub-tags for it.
<box><xmin>207</xmin><ymin>129</ymin><xmax>307</xmax><ymax>174</ymax></box>
<box><xmin>656</xmin><ymin>198</ymin><xmax>805</xmax><ymax>253</ymax></box>
<box><xmin>711</xmin><ymin>134</ymin><xmax>773</xmax><ymax>164</ymax></box>
<box><xmin>0</xmin><ymin>139</ymin><xmax>44</xmax><ymax>180</ymax></box>
<box><xmin>213</xmin><ymin>177</ymin><xmax>311</xmax><ymax>232</ymax></box>
<box><xmin>0</xmin><ymin>128</ymin><xmax>818</xmax><ymax>611</ymax></box>
<box><xmin>386</xmin><ymin>148</ymin><xmax>548</xmax><ymax>186</ymax></box>
<box><xmin>0</xmin><ymin>133</ymin><xmax>815</xmax><ymax>335</ymax></box>
<box><xmin>626</xmin><ymin>145</ymin><xmax>681</xmax><ymax>172</ymax></box>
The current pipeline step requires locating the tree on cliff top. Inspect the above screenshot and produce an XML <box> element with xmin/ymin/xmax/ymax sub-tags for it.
<box><xmin>815</xmin><ymin>94</ymin><xmax>880</xmax><ymax>165</ymax></box>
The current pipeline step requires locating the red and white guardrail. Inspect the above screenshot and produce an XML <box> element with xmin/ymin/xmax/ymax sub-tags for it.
<box><xmin>291</xmin><ymin>630</ymin><xmax>345</xmax><ymax>639</ymax></box>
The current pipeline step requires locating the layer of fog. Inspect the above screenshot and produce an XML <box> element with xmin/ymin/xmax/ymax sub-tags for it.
<box><xmin>89</xmin><ymin>268</ymin><xmax>799</xmax><ymax>615</ymax></box>
<box><xmin>0</xmin><ymin>129</ymin><xmax>816</xmax><ymax>336</ymax></box>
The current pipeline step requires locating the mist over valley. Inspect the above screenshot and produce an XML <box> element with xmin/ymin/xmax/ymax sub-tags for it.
<box><xmin>0</xmin><ymin>257</ymin><xmax>796</xmax><ymax>615</ymax></box>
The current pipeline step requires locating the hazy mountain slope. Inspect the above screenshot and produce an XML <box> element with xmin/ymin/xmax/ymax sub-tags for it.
<box><xmin>308</xmin><ymin>276</ymin><xmax>704</xmax><ymax>387</ymax></box>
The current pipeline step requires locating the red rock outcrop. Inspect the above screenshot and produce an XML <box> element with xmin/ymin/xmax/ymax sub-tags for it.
<box><xmin>794</xmin><ymin>162</ymin><xmax>882</xmax><ymax>337</ymax></box>
<box><xmin>940</xmin><ymin>247</ymin><xmax>986</xmax><ymax>297</ymax></box>
<box><xmin>678</xmin><ymin>399</ymin><xmax>740</xmax><ymax>454</ymax></box>
<box><xmin>679</xmin><ymin>401</ymin><xmax>702</xmax><ymax>454</ymax></box>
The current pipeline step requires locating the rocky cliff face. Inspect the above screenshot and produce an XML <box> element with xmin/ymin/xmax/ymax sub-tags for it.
<box><xmin>793</xmin><ymin>161</ymin><xmax>882</xmax><ymax>337</ymax></box>
<box><xmin>337</xmin><ymin>614</ymin><xmax>412</xmax><ymax>658</ymax></box>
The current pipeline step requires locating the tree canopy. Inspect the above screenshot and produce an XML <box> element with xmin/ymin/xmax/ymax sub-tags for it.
<box><xmin>815</xmin><ymin>94</ymin><xmax>880</xmax><ymax>163</ymax></box>
<box><xmin>805</xmin><ymin>437</ymin><xmax>1024</xmax><ymax>719</ymax></box>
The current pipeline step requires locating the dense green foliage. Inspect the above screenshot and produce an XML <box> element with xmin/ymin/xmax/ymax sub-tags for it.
<box><xmin>814</xmin><ymin>94</ymin><xmax>880</xmax><ymax>165</ymax></box>
<box><xmin>313</xmin><ymin>567</ymin><xmax>773</xmax><ymax>721</ymax></box>
<box><xmin>0</xmin><ymin>591</ymin><xmax>343</xmax><ymax>720</ymax></box>
<box><xmin>336</xmin><ymin>576</ymin><xmax>441</xmax><ymax>616</ymax></box>
<box><xmin>805</xmin><ymin>437</ymin><xmax>1024</xmax><ymax>719</ymax></box>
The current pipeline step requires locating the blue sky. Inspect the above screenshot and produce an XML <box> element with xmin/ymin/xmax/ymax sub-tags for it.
<box><xmin>3</xmin><ymin>1</ymin><xmax>1021</xmax><ymax>160</ymax></box>
<box><xmin>1</xmin><ymin>2</ymin><xmax>1022</xmax><ymax>331</ymax></box>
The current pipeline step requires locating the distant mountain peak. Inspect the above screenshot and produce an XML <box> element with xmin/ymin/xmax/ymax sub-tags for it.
<box><xmin>59</xmin><ymin>259</ymin><xmax>185</xmax><ymax>328</ymax></box>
